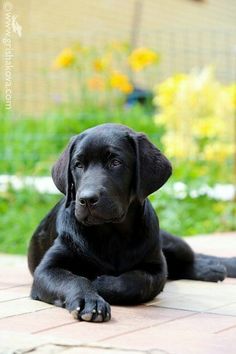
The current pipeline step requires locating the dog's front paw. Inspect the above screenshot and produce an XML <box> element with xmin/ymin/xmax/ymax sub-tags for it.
<box><xmin>67</xmin><ymin>294</ymin><xmax>111</xmax><ymax>322</ymax></box>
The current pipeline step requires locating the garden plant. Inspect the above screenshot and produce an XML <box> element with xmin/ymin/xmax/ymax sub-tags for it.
<box><xmin>0</xmin><ymin>42</ymin><xmax>235</xmax><ymax>254</ymax></box>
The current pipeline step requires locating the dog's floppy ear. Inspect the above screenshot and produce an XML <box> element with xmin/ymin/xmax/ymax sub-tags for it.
<box><xmin>131</xmin><ymin>132</ymin><xmax>172</xmax><ymax>200</ymax></box>
<box><xmin>51</xmin><ymin>136</ymin><xmax>77</xmax><ymax>207</ymax></box>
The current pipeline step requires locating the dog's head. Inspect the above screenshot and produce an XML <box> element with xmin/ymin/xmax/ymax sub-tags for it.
<box><xmin>52</xmin><ymin>124</ymin><xmax>172</xmax><ymax>225</ymax></box>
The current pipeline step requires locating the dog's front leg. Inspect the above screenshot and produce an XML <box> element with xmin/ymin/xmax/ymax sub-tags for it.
<box><xmin>30</xmin><ymin>240</ymin><xmax>111</xmax><ymax>322</ymax></box>
<box><xmin>92</xmin><ymin>252</ymin><xmax>167</xmax><ymax>305</ymax></box>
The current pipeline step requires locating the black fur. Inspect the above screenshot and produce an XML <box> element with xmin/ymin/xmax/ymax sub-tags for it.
<box><xmin>28</xmin><ymin>123</ymin><xmax>236</xmax><ymax>322</ymax></box>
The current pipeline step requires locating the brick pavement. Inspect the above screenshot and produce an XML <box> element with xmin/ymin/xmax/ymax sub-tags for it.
<box><xmin>0</xmin><ymin>232</ymin><xmax>235</xmax><ymax>354</ymax></box>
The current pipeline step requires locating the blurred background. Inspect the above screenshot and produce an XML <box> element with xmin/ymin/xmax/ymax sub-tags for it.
<box><xmin>0</xmin><ymin>0</ymin><xmax>236</xmax><ymax>254</ymax></box>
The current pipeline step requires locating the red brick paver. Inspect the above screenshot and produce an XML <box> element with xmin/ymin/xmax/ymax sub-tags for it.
<box><xmin>0</xmin><ymin>232</ymin><xmax>235</xmax><ymax>354</ymax></box>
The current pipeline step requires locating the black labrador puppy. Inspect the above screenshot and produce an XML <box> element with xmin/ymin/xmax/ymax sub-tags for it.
<box><xmin>28</xmin><ymin>123</ymin><xmax>236</xmax><ymax>322</ymax></box>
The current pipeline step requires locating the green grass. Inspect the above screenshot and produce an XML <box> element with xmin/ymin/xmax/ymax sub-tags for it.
<box><xmin>151</xmin><ymin>191</ymin><xmax>236</xmax><ymax>236</ymax></box>
<box><xmin>0</xmin><ymin>101</ymin><xmax>235</xmax><ymax>254</ymax></box>
<box><xmin>0</xmin><ymin>188</ymin><xmax>59</xmax><ymax>254</ymax></box>
<box><xmin>0</xmin><ymin>187</ymin><xmax>235</xmax><ymax>255</ymax></box>
<box><xmin>1</xmin><ymin>104</ymin><xmax>161</xmax><ymax>176</ymax></box>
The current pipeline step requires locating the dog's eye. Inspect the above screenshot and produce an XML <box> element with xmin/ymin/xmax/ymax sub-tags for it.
<box><xmin>109</xmin><ymin>159</ymin><xmax>121</xmax><ymax>167</ymax></box>
<box><xmin>75</xmin><ymin>161</ymin><xmax>83</xmax><ymax>169</ymax></box>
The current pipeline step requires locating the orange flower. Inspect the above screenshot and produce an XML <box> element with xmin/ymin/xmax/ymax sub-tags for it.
<box><xmin>92</xmin><ymin>54</ymin><xmax>111</xmax><ymax>72</ymax></box>
<box><xmin>110</xmin><ymin>71</ymin><xmax>133</xmax><ymax>94</ymax></box>
<box><xmin>87</xmin><ymin>76</ymin><xmax>105</xmax><ymax>91</ymax></box>
<box><xmin>93</xmin><ymin>59</ymin><xmax>106</xmax><ymax>72</ymax></box>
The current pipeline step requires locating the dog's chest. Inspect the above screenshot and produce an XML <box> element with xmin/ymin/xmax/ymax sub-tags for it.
<box><xmin>93</xmin><ymin>230</ymin><xmax>147</xmax><ymax>275</ymax></box>
<box><xmin>104</xmin><ymin>238</ymin><xmax>132</xmax><ymax>272</ymax></box>
<box><xmin>74</xmin><ymin>224</ymin><xmax>149</xmax><ymax>277</ymax></box>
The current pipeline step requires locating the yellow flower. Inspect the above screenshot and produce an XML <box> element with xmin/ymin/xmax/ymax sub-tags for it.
<box><xmin>193</xmin><ymin>117</ymin><xmax>224</xmax><ymax>138</ymax></box>
<box><xmin>154</xmin><ymin>67</ymin><xmax>235</xmax><ymax>163</ymax></box>
<box><xmin>110</xmin><ymin>71</ymin><xmax>133</xmax><ymax>94</ymax></box>
<box><xmin>87</xmin><ymin>76</ymin><xmax>105</xmax><ymax>91</ymax></box>
<box><xmin>162</xmin><ymin>133</ymin><xmax>196</xmax><ymax>159</ymax></box>
<box><xmin>52</xmin><ymin>48</ymin><xmax>75</xmax><ymax>69</ymax></box>
<box><xmin>226</xmin><ymin>84</ymin><xmax>236</xmax><ymax>108</ymax></box>
<box><xmin>204</xmin><ymin>143</ymin><xmax>234</xmax><ymax>161</ymax></box>
<box><xmin>154</xmin><ymin>74</ymin><xmax>187</xmax><ymax>107</ymax></box>
<box><xmin>128</xmin><ymin>48</ymin><xmax>159</xmax><ymax>72</ymax></box>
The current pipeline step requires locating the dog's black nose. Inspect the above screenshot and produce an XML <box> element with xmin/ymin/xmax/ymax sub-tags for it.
<box><xmin>79</xmin><ymin>190</ymin><xmax>99</xmax><ymax>207</ymax></box>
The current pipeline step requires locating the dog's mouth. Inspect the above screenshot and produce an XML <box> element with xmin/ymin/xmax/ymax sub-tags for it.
<box><xmin>76</xmin><ymin>210</ymin><xmax>126</xmax><ymax>226</ymax></box>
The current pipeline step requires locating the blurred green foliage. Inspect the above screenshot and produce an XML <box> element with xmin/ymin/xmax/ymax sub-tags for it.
<box><xmin>154</xmin><ymin>68</ymin><xmax>235</xmax><ymax>185</ymax></box>
<box><xmin>0</xmin><ymin>187</ymin><xmax>235</xmax><ymax>255</ymax></box>
<box><xmin>0</xmin><ymin>188</ymin><xmax>59</xmax><ymax>254</ymax></box>
<box><xmin>0</xmin><ymin>91</ymin><xmax>235</xmax><ymax>254</ymax></box>
<box><xmin>1</xmin><ymin>104</ymin><xmax>161</xmax><ymax>175</ymax></box>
